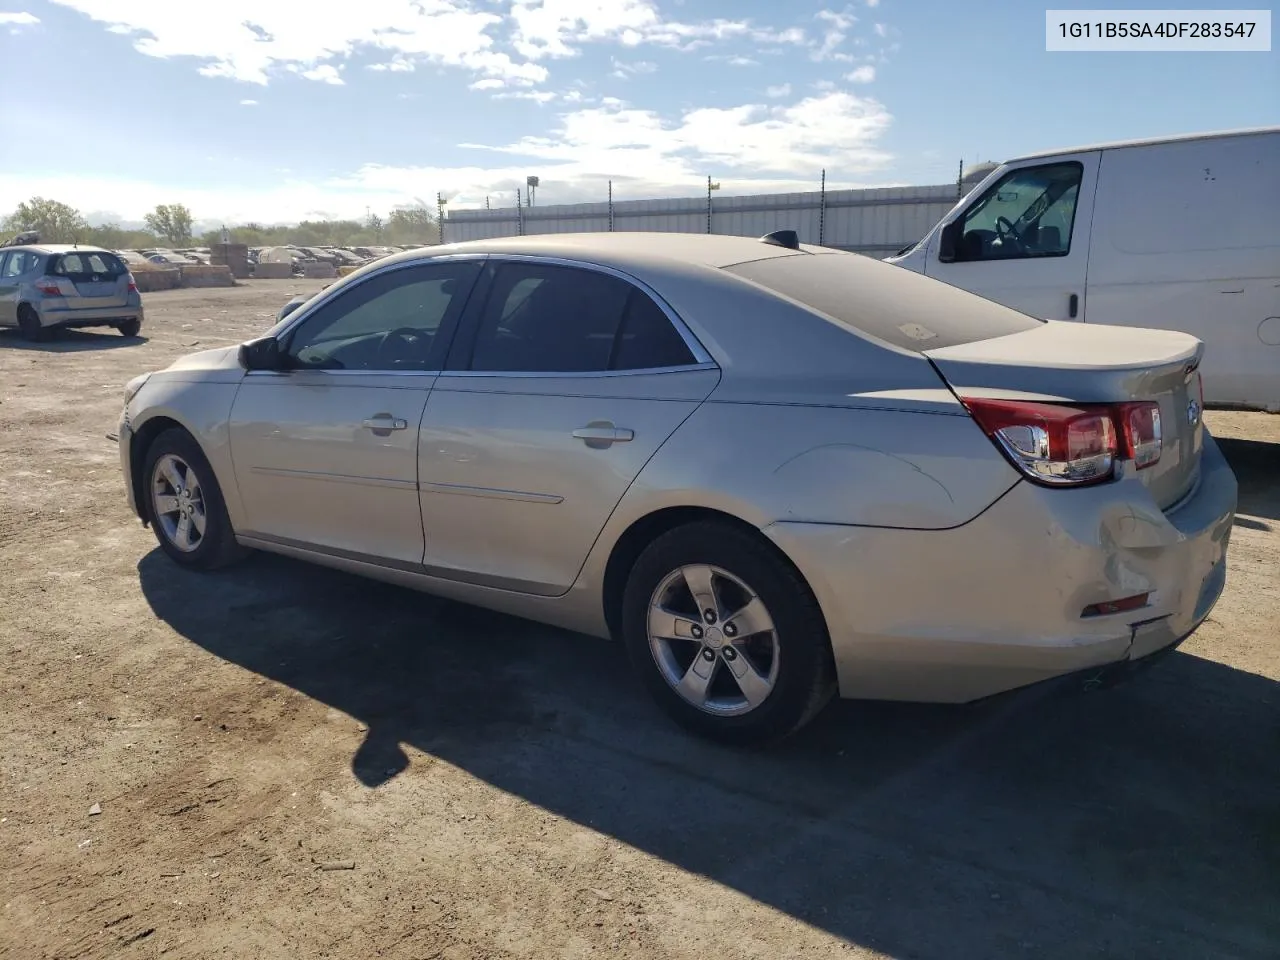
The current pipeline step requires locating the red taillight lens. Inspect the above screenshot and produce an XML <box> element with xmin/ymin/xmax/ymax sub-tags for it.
<box><xmin>1115</xmin><ymin>401</ymin><xmax>1161</xmax><ymax>469</ymax></box>
<box><xmin>963</xmin><ymin>396</ymin><xmax>1165</xmax><ymax>485</ymax></box>
<box><xmin>962</xmin><ymin>398</ymin><xmax>1117</xmax><ymax>485</ymax></box>
<box><xmin>35</xmin><ymin>280</ymin><xmax>63</xmax><ymax>296</ymax></box>
<box><xmin>1081</xmin><ymin>592</ymin><xmax>1150</xmax><ymax>618</ymax></box>
<box><xmin>127</xmin><ymin>275</ymin><xmax>138</xmax><ymax>293</ymax></box>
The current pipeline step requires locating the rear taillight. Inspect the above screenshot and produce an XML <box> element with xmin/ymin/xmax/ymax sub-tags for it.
<box><xmin>962</xmin><ymin>397</ymin><xmax>1162</xmax><ymax>486</ymax></box>
<box><xmin>35</xmin><ymin>280</ymin><xmax>63</xmax><ymax>296</ymax></box>
<box><xmin>127</xmin><ymin>275</ymin><xmax>138</xmax><ymax>293</ymax></box>
<box><xmin>1116</xmin><ymin>401</ymin><xmax>1161</xmax><ymax>469</ymax></box>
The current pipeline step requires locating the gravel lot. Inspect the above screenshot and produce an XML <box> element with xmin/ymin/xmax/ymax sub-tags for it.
<box><xmin>2</xmin><ymin>281</ymin><xmax>1277</xmax><ymax>960</ymax></box>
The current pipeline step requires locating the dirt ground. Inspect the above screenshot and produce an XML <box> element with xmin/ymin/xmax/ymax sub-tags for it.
<box><xmin>1</xmin><ymin>281</ymin><xmax>1277</xmax><ymax>960</ymax></box>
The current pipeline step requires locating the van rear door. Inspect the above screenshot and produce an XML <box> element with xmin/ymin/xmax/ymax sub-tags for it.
<box><xmin>924</xmin><ymin>151</ymin><xmax>1100</xmax><ymax>322</ymax></box>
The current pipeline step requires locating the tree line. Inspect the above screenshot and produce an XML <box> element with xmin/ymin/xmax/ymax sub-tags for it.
<box><xmin>2</xmin><ymin>197</ymin><xmax>442</xmax><ymax>250</ymax></box>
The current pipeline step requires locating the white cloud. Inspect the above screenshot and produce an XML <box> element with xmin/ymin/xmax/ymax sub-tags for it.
<box><xmin>45</xmin><ymin>0</ymin><xmax>811</xmax><ymax>90</ymax></box>
<box><xmin>610</xmin><ymin>58</ymin><xmax>657</xmax><ymax>79</ymax></box>
<box><xmin>864</xmin><ymin>0</ymin><xmax>880</xmax><ymax>6</ymax></box>
<box><xmin>765</xmin><ymin>83</ymin><xmax>791</xmax><ymax>98</ymax></box>
<box><xmin>45</xmin><ymin>0</ymin><xmax>532</xmax><ymax>85</ymax></box>
<box><xmin>299</xmin><ymin>63</ymin><xmax>343</xmax><ymax>85</ymax></box>
<box><xmin>814</xmin><ymin>7</ymin><xmax>857</xmax><ymax>62</ymax></box>
<box><xmin>1</xmin><ymin>11</ymin><xmax>38</xmax><ymax>24</ymax></box>
<box><xmin>494</xmin><ymin>90</ymin><xmax>557</xmax><ymax>104</ymax></box>
<box><xmin>846</xmin><ymin>65</ymin><xmax>875</xmax><ymax>83</ymax></box>
<box><xmin>469</xmin><ymin>78</ymin><xmax>507</xmax><ymax>91</ymax></box>
<box><xmin>0</xmin><ymin>89</ymin><xmax>893</xmax><ymax>222</ymax></box>
<box><xmin>239</xmin><ymin>98</ymin><xmax>258</xmax><ymax>106</ymax></box>
<box><xmin>874</xmin><ymin>22</ymin><xmax>888</xmax><ymax>37</ymax></box>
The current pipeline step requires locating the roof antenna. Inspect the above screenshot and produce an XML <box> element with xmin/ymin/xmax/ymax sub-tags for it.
<box><xmin>759</xmin><ymin>229</ymin><xmax>800</xmax><ymax>250</ymax></box>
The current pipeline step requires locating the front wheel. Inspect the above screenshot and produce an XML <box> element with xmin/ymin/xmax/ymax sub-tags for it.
<box><xmin>143</xmin><ymin>428</ymin><xmax>248</xmax><ymax>570</ymax></box>
<box><xmin>117</xmin><ymin>319</ymin><xmax>141</xmax><ymax>337</ymax></box>
<box><xmin>621</xmin><ymin>521</ymin><xmax>836</xmax><ymax>745</ymax></box>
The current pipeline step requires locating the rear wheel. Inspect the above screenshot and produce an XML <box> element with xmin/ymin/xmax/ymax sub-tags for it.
<box><xmin>621</xmin><ymin>521</ymin><xmax>836</xmax><ymax>745</ymax></box>
<box><xmin>143</xmin><ymin>428</ymin><xmax>248</xmax><ymax>570</ymax></box>
<box><xmin>117</xmin><ymin>319</ymin><xmax>141</xmax><ymax>337</ymax></box>
<box><xmin>17</xmin><ymin>305</ymin><xmax>47</xmax><ymax>342</ymax></box>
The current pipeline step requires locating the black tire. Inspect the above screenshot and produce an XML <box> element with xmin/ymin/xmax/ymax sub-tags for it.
<box><xmin>117</xmin><ymin>319</ymin><xmax>142</xmax><ymax>337</ymax></box>
<box><xmin>142</xmin><ymin>428</ymin><xmax>248</xmax><ymax>570</ymax></box>
<box><xmin>621</xmin><ymin>521</ymin><xmax>836</xmax><ymax>746</ymax></box>
<box><xmin>17</xmin><ymin>305</ymin><xmax>48</xmax><ymax>342</ymax></box>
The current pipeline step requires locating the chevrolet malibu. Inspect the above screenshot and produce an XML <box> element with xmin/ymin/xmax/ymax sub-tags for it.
<box><xmin>116</xmin><ymin>233</ymin><xmax>1237</xmax><ymax>743</ymax></box>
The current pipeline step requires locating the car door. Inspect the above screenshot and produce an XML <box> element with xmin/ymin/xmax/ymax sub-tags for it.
<box><xmin>925</xmin><ymin>152</ymin><xmax>1100</xmax><ymax>321</ymax></box>
<box><xmin>228</xmin><ymin>258</ymin><xmax>482</xmax><ymax>565</ymax></box>
<box><xmin>0</xmin><ymin>253</ymin><xmax>16</xmax><ymax>325</ymax></box>
<box><xmin>417</xmin><ymin>257</ymin><xmax>720</xmax><ymax>596</ymax></box>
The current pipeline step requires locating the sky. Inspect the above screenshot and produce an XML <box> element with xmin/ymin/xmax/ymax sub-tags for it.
<box><xmin>0</xmin><ymin>0</ymin><xmax>1276</xmax><ymax>228</ymax></box>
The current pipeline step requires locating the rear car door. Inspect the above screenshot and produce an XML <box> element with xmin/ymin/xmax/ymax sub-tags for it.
<box><xmin>925</xmin><ymin>153</ymin><xmax>1100</xmax><ymax>321</ymax></box>
<box><xmin>417</xmin><ymin>257</ymin><xmax>720</xmax><ymax>596</ymax></box>
<box><xmin>228</xmin><ymin>259</ymin><xmax>482</xmax><ymax>565</ymax></box>
<box><xmin>0</xmin><ymin>253</ymin><xmax>17</xmax><ymax>325</ymax></box>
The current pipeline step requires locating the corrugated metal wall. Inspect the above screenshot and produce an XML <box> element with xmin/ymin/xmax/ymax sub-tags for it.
<box><xmin>446</xmin><ymin>183</ymin><xmax>960</xmax><ymax>256</ymax></box>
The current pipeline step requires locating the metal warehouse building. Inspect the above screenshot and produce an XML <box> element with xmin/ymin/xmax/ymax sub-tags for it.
<box><xmin>445</xmin><ymin>181</ymin><xmax>969</xmax><ymax>257</ymax></box>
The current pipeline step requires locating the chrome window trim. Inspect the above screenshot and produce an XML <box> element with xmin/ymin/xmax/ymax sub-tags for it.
<box><xmin>436</xmin><ymin>362</ymin><xmax>718</xmax><ymax>381</ymax></box>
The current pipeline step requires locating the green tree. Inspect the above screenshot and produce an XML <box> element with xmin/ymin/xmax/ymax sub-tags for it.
<box><xmin>364</xmin><ymin>212</ymin><xmax>384</xmax><ymax>242</ymax></box>
<box><xmin>386</xmin><ymin>204</ymin><xmax>438</xmax><ymax>244</ymax></box>
<box><xmin>3</xmin><ymin>197</ymin><xmax>89</xmax><ymax>242</ymax></box>
<box><xmin>144</xmin><ymin>203</ymin><xmax>194</xmax><ymax>245</ymax></box>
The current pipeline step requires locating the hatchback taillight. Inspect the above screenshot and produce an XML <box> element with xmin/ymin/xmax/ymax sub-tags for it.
<box><xmin>962</xmin><ymin>397</ymin><xmax>1162</xmax><ymax>486</ymax></box>
<box><xmin>35</xmin><ymin>280</ymin><xmax>63</xmax><ymax>296</ymax></box>
<box><xmin>127</xmin><ymin>275</ymin><xmax>138</xmax><ymax>293</ymax></box>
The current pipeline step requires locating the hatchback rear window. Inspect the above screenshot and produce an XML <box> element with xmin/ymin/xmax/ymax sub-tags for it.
<box><xmin>724</xmin><ymin>252</ymin><xmax>1043</xmax><ymax>352</ymax></box>
<box><xmin>51</xmin><ymin>251</ymin><xmax>127</xmax><ymax>280</ymax></box>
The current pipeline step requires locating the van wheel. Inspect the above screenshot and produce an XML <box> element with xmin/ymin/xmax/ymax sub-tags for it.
<box><xmin>117</xmin><ymin>319</ymin><xmax>141</xmax><ymax>337</ymax></box>
<box><xmin>621</xmin><ymin>521</ymin><xmax>836</xmax><ymax>745</ymax></box>
<box><xmin>17</xmin><ymin>306</ymin><xmax>47</xmax><ymax>342</ymax></box>
<box><xmin>143</xmin><ymin>428</ymin><xmax>248</xmax><ymax>570</ymax></box>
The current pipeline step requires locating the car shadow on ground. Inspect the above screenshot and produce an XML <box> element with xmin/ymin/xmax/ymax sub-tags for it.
<box><xmin>1217</xmin><ymin>436</ymin><xmax>1280</xmax><ymax>525</ymax></box>
<box><xmin>0</xmin><ymin>328</ymin><xmax>148</xmax><ymax>351</ymax></box>
<box><xmin>137</xmin><ymin>534</ymin><xmax>1280</xmax><ymax>959</ymax></box>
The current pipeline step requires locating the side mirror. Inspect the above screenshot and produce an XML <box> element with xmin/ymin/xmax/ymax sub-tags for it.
<box><xmin>937</xmin><ymin>220</ymin><xmax>963</xmax><ymax>263</ymax></box>
<box><xmin>238</xmin><ymin>336</ymin><xmax>282</xmax><ymax>371</ymax></box>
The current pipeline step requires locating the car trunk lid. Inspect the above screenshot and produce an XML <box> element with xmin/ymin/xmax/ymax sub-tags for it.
<box><xmin>926</xmin><ymin>321</ymin><xmax>1205</xmax><ymax>509</ymax></box>
<box><xmin>48</xmin><ymin>251</ymin><xmax>131</xmax><ymax>309</ymax></box>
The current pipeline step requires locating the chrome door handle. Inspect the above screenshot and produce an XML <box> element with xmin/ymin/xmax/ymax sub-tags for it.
<box><xmin>573</xmin><ymin>422</ymin><xmax>634</xmax><ymax>447</ymax></box>
<box><xmin>362</xmin><ymin>415</ymin><xmax>408</xmax><ymax>432</ymax></box>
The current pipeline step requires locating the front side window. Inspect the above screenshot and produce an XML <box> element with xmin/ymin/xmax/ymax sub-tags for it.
<box><xmin>467</xmin><ymin>262</ymin><xmax>696</xmax><ymax>373</ymax></box>
<box><xmin>953</xmin><ymin>162</ymin><xmax>1083</xmax><ymax>262</ymax></box>
<box><xmin>283</xmin><ymin>261</ymin><xmax>480</xmax><ymax>372</ymax></box>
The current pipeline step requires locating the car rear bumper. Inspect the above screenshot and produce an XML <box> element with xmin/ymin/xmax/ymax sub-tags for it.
<box><xmin>764</xmin><ymin>432</ymin><xmax>1237</xmax><ymax>703</ymax></box>
<box><xmin>34</xmin><ymin>303</ymin><xmax>144</xmax><ymax>329</ymax></box>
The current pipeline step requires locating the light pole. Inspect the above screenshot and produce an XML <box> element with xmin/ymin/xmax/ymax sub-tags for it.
<box><xmin>526</xmin><ymin>175</ymin><xmax>540</xmax><ymax>207</ymax></box>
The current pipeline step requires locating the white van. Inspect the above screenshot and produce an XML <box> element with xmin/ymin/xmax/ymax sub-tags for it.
<box><xmin>886</xmin><ymin>127</ymin><xmax>1280</xmax><ymax>412</ymax></box>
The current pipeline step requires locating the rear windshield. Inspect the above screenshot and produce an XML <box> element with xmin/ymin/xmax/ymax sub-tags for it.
<box><xmin>724</xmin><ymin>253</ymin><xmax>1043</xmax><ymax>352</ymax></box>
<box><xmin>50</xmin><ymin>251</ymin><xmax>127</xmax><ymax>280</ymax></box>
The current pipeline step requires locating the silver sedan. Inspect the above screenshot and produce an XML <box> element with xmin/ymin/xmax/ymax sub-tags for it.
<box><xmin>116</xmin><ymin>233</ymin><xmax>1237</xmax><ymax>743</ymax></box>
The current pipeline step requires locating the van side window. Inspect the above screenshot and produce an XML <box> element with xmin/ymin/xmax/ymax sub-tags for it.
<box><xmin>953</xmin><ymin>162</ymin><xmax>1083</xmax><ymax>262</ymax></box>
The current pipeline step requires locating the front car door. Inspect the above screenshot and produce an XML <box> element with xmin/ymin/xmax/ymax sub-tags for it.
<box><xmin>0</xmin><ymin>252</ymin><xmax>15</xmax><ymax>325</ymax></box>
<box><xmin>228</xmin><ymin>258</ymin><xmax>482</xmax><ymax>565</ymax></box>
<box><xmin>417</xmin><ymin>257</ymin><xmax>720</xmax><ymax>596</ymax></box>
<box><xmin>925</xmin><ymin>152</ymin><xmax>1100</xmax><ymax>321</ymax></box>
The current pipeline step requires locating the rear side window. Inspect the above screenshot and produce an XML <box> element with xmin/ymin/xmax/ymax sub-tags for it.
<box><xmin>725</xmin><ymin>253</ymin><xmax>1044</xmax><ymax>352</ymax></box>
<box><xmin>466</xmin><ymin>262</ymin><xmax>696</xmax><ymax>373</ymax></box>
<box><xmin>51</xmin><ymin>252</ymin><xmax>127</xmax><ymax>279</ymax></box>
<box><xmin>2</xmin><ymin>251</ymin><xmax>38</xmax><ymax>277</ymax></box>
